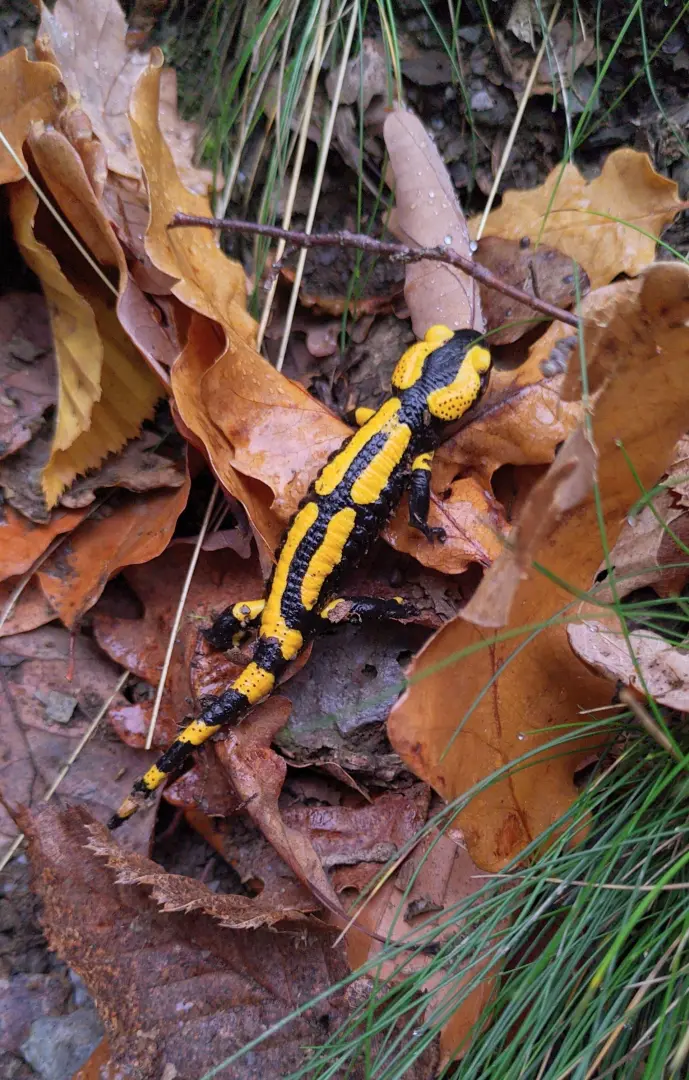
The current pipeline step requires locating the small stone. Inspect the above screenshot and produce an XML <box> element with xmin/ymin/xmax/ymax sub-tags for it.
<box><xmin>20</xmin><ymin>1008</ymin><xmax>103</xmax><ymax>1080</ymax></box>
<box><xmin>470</xmin><ymin>88</ymin><xmax>496</xmax><ymax>112</ymax></box>
<box><xmin>34</xmin><ymin>690</ymin><xmax>77</xmax><ymax>726</ymax></box>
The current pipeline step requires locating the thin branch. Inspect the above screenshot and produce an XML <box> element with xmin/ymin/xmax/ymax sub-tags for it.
<box><xmin>169</xmin><ymin>214</ymin><xmax>581</xmax><ymax>329</ymax></box>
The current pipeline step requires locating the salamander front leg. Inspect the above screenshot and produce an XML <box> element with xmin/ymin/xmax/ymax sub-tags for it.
<box><xmin>204</xmin><ymin>599</ymin><xmax>265</xmax><ymax>650</ymax></box>
<box><xmin>319</xmin><ymin>595</ymin><xmax>417</xmax><ymax>625</ymax></box>
<box><xmin>408</xmin><ymin>452</ymin><xmax>446</xmax><ymax>544</ymax></box>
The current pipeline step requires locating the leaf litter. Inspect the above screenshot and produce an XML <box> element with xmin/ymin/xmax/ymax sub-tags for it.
<box><xmin>1</xmin><ymin>3</ymin><xmax>688</xmax><ymax>1074</ymax></box>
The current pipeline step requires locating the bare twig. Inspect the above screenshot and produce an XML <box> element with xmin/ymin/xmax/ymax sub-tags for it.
<box><xmin>169</xmin><ymin>215</ymin><xmax>581</xmax><ymax>329</ymax></box>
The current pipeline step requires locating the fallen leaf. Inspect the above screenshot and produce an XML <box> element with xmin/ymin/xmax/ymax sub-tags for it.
<box><xmin>0</xmin><ymin>504</ymin><xmax>87</xmax><ymax>582</ymax></box>
<box><xmin>0</xmin><ymin>292</ymin><xmax>55</xmax><ymax>461</ymax></box>
<box><xmin>471</xmin><ymin>148</ymin><xmax>683</xmax><ymax>288</ymax></box>
<box><xmin>476</xmin><ymin>235</ymin><xmax>588</xmax><ymax>344</ymax></box>
<box><xmin>8</xmin><ymin>181</ymin><xmax>163</xmax><ymax>507</ymax></box>
<box><xmin>157</xmin><ymin>67</ymin><xmax>217</xmax><ymax>196</ymax></box>
<box><xmin>60</xmin><ymin>432</ymin><xmax>186</xmax><ymax>508</ymax></box>
<box><xmin>36</xmin><ymin>0</ymin><xmax>150</xmax><ymax>179</ymax></box>
<box><xmin>0</xmin><ymin>625</ymin><xmax>155</xmax><ymax>854</ymax></box>
<box><xmin>326</xmin><ymin>37</ymin><xmax>388</xmax><ymax>111</ymax></box>
<box><xmin>568</xmin><ymin>609</ymin><xmax>689</xmax><ymax>711</ymax></box>
<box><xmin>385</xmin><ymin>477</ymin><xmax>507</xmax><ymax>574</ymax></box>
<box><xmin>384</xmin><ymin>108</ymin><xmax>483</xmax><ymax>336</ymax></box>
<box><xmin>0</xmin><ymin>47</ymin><xmax>60</xmax><ymax>183</ymax></box>
<box><xmin>0</xmin><ymin>578</ymin><xmax>55</xmax><ymax>638</ymax></box>
<box><xmin>388</xmin><ymin>263</ymin><xmax>689</xmax><ymax>871</ymax></box>
<box><xmin>595</xmin><ymin>490</ymin><xmax>689</xmax><ymax>600</ymax></box>
<box><xmin>36</xmin><ymin>473</ymin><xmax>190</xmax><ymax>629</ymax></box>
<box><xmin>668</xmin><ymin>436</ymin><xmax>689</xmax><ymax>508</ymax></box>
<box><xmin>24</xmin><ymin>804</ymin><xmax>350</xmax><ymax>1079</ymax></box>
<box><xmin>88</xmin><ymin>820</ymin><xmax>313</xmax><ymax>929</ymax></box>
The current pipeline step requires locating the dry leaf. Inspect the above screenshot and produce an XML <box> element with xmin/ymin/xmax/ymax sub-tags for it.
<box><xmin>0</xmin><ymin>504</ymin><xmax>87</xmax><ymax>582</ymax></box>
<box><xmin>476</xmin><ymin>235</ymin><xmax>587</xmax><ymax>344</ymax></box>
<box><xmin>23</xmin><ymin>804</ymin><xmax>350</xmax><ymax>1080</ymax></box>
<box><xmin>60</xmin><ymin>432</ymin><xmax>186</xmax><ymax>508</ymax></box>
<box><xmin>36</xmin><ymin>0</ymin><xmax>150</xmax><ymax>179</ymax></box>
<box><xmin>388</xmin><ymin>263</ymin><xmax>689</xmax><ymax>871</ymax></box>
<box><xmin>88</xmin><ymin>821</ymin><xmax>313</xmax><ymax>929</ymax></box>
<box><xmin>0</xmin><ymin>292</ymin><xmax>55</xmax><ymax>461</ymax></box>
<box><xmin>37</xmin><ymin>473</ymin><xmax>190</xmax><ymax>629</ymax></box>
<box><xmin>0</xmin><ymin>625</ymin><xmax>154</xmax><ymax>852</ymax></box>
<box><xmin>0</xmin><ymin>577</ymin><xmax>55</xmax><ymax>638</ymax></box>
<box><xmin>0</xmin><ymin>47</ymin><xmax>60</xmax><ymax>182</ymax></box>
<box><xmin>595</xmin><ymin>490</ymin><xmax>689</xmax><ymax>600</ymax></box>
<box><xmin>384</xmin><ymin>108</ymin><xmax>483</xmax><ymax>336</ymax></box>
<box><xmin>568</xmin><ymin>610</ymin><xmax>689</xmax><ymax>711</ymax></box>
<box><xmin>385</xmin><ymin>477</ymin><xmax>507</xmax><ymax>574</ymax></box>
<box><xmin>471</xmin><ymin>148</ymin><xmax>683</xmax><ymax>289</ymax></box>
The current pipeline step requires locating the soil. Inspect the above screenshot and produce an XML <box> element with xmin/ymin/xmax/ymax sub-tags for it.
<box><xmin>1</xmin><ymin>0</ymin><xmax>687</xmax><ymax>1076</ymax></box>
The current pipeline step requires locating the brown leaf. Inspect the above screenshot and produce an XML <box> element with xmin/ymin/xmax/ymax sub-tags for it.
<box><xmin>384</xmin><ymin>108</ymin><xmax>483</xmax><ymax>336</ymax></box>
<box><xmin>388</xmin><ymin>263</ymin><xmax>689</xmax><ymax>871</ymax></box>
<box><xmin>568</xmin><ymin>609</ymin><xmax>689</xmax><ymax>711</ymax></box>
<box><xmin>0</xmin><ymin>625</ymin><xmax>155</xmax><ymax>854</ymax></box>
<box><xmin>596</xmin><ymin>490</ymin><xmax>689</xmax><ymax>600</ymax></box>
<box><xmin>0</xmin><ymin>578</ymin><xmax>55</xmax><ymax>638</ymax></box>
<box><xmin>36</xmin><ymin>474</ymin><xmax>190</xmax><ymax>629</ymax></box>
<box><xmin>24</xmin><ymin>804</ymin><xmax>349</xmax><ymax>1079</ymax></box>
<box><xmin>0</xmin><ymin>504</ymin><xmax>87</xmax><ymax>582</ymax></box>
<box><xmin>0</xmin><ymin>47</ymin><xmax>60</xmax><ymax>183</ymax></box>
<box><xmin>470</xmin><ymin>148</ymin><xmax>683</xmax><ymax>289</ymax></box>
<box><xmin>476</xmin><ymin>235</ymin><xmax>588</xmax><ymax>344</ymax></box>
<box><xmin>87</xmin><ymin>820</ymin><xmax>313</xmax><ymax>928</ymax></box>
<box><xmin>130</xmin><ymin>56</ymin><xmax>348</xmax><ymax>544</ymax></box>
<box><xmin>385</xmin><ymin>478</ymin><xmax>507</xmax><ymax>574</ymax></box>
<box><xmin>60</xmin><ymin>432</ymin><xmax>187</xmax><ymax>508</ymax></box>
<box><xmin>0</xmin><ymin>292</ymin><xmax>55</xmax><ymax>461</ymax></box>
<box><xmin>93</xmin><ymin>544</ymin><xmax>265</xmax><ymax>749</ymax></box>
<box><xmin>36</xmin><ymin>0</ymin><xmax>150</xmax><ymax>179</ymax></box>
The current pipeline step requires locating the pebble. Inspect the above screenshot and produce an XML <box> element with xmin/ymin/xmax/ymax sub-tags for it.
<box><xmin>20</xmin><ymin>1008</ymin><xmax>103</xmax><ymax>1080</ymax></box>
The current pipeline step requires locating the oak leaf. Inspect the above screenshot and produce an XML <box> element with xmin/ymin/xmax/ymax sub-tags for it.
<box><xmin>388</xmin><ymin>263</ymin><xmax>689</xmax><ymax>871</ymax></box>
<box><xmin>471</xmin><ymin>148</ymin><xmax>683</xmax><ymax>289</ymax></box>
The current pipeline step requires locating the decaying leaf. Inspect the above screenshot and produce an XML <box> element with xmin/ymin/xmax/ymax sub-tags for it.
<box><xmin>388</xmin><ymin>263</ymin><xmax>689</xmax><ymax>871</ymax></box>
<box><xmin>88</xmin><ymin>821</ymin><xmax>314</xmax><ymax>928</ymax></box>
<box><xmin>0</xmin><ymin>625</ymin><xmax>155</xmax><ymax>854</ymax></box>
<box><xmin>0</xmin><ymin>578</ymin><xmax>55</xmax><ymax>638</ymax></box>
<box><xmin>0</xmin><ymin>47</ymin><xmax>60</xmax><ymax>183</ymax></box>
<box><xmin>24</xmin><ymin>804</ymin><xmax>350</xmax><ymax>1079</ymax></box>
<box><xmin>568</xmin><ymin>608</ymin><xmax>689</xmax><ymax>711</ymax></box>
<box><xmin>36</xmin><ymin>0</ymin><xmax>150</xmax><ymax>179</ymax></box>
<box><xmin>0</xmin><ymin>292</ymin><xmax>56</xmax><ymax>461</ymax></box>
<box><xmin>36</xmin><ymin>471</ymin><xmax>190</xmax><ymax>628</ymax></box>
<box><xmin>594</xmin><ymin>490</ymin><xmax>689</xmax><ymax>600</ymax></box>
<box><xmin>0</xmin><ymin>504</ymin><xmax>87</xmax><ymax>582</ymax></box>
<box><xmin>384</xmin><ymin>108</ymin><xmax>483</xmax><ymax>336</ymax></box>
<box><xmin>471</xmin><ymin>148</ymin><xmax>683</xmax><ymax>289</ymax></box>
<box><xmin>60</xmin><ymin>432</ymin><xmax>186</xmax><ymax>508</ymax></box>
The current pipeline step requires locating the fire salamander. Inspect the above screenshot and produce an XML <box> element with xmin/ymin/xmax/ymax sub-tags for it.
<box><xmin>108</xmin><ymin>326</ymin><xmax>491</xmax><ymax>828</ymax></box>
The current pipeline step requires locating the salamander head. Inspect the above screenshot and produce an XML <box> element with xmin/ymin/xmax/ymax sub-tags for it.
<box><xmin>391</xmin><ymin>324</ymin><xmax>491</xmax><ymax>424</ymax></box>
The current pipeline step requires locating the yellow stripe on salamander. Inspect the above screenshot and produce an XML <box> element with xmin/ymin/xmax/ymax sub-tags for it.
<box><xmin>427</xmin><ymin>345</ymin><xmax>491</xmax><ymax>421</ymax></box>
<box><xmin>232</xmin><ymin>661</ymin><xmax>276</xmax><ymax>705</ymax></box>
<box><xmin>411</xmin><ymin>451</ymin><xmax>433</xmax><ymax>472</ymax></box>
<box><xmin>391</xmin><ymin>324</ymin><xmax>453</xmax><ymax>389</ymax></box>
<box><xmin>301</xmin><ymin>507</ymin><xmax>357</xmax><ymax>611</ymax></box>
<box><xmin>260</xmin><ymin>500</ymin><xmax>319</xmax><ymax>660</ymax></box>
<box><xmin>140</xmin><ymin>763</ymin><xmax>168</xmax><ymax>791</ymax></box>
<box><xmin>351</xmin><ymin>422</ymin><xmax>411</xmax><ymax>505</ymax></box>
<box><xmin>315</xmin><ymin>398</ymin><xmax>402</xmax><ymax>497</ymax></box>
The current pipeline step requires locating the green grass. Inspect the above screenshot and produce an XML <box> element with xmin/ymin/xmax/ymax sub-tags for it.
<box><xmin>157</xmin><ymin>1</ymin><xmax>689</xmax><ymax>1075</ymax></box>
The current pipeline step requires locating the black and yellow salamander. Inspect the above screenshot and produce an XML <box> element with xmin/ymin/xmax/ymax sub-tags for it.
<box><xmin>108</xmin><ymin>325</ymin><xmax>491</xmax><ymax>828</ymax></box>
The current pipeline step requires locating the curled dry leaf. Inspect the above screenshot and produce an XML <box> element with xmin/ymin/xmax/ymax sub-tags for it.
<box><xmin>471</xmin><ymin>148</ymin><xmax>683</xmax><ymax>289</ymax></box>
<box><xmin>0</xmin><ymin>47</ymin><xmax>60</xmax><ymax>183</ymax></box>
<box><xmin>87</xmin><ymin>820</ymin><xmax>313</xmax><ymax>929</ymax></box>
<box><xmin>389</xmin><ymin>263</ymin><xmax>689</xmax><ymax>871</ymax></box>
<box><xmin>36</xmin><ymin>0</ymin><xmax>150</xmax><ymax>179</ymax></box>
<box><xmin>37</xmin><ymin>469</ymin><xmax>190</xmax><ymax>629</ymax></box>
<box><xmin>130</xmin><ymin>56</ymin><xmax>349</xmax><ymax>545</ymax></box>
<box><xmin>384</xmin><ymin>107</ymin><xmax>483</xmax><ymax>336</ymax></box>
<box><xmin>23</xmin><ymin>804</ymin><xmax>350</xmax><ymax>1080</ymax></box>
<box><xmin>568</xmin><ymin>608</ymin><xmax>689</xmax><ymax>712</ymax></box>
<box><xmin>60</xmin><ymin>432</ymin><xmax>187</xmax><ymax>508</ymax></box>
<box><xmin>594</xmin><ymin>490</ymin><xmax>689</xmax><ymax>601</ymax></box>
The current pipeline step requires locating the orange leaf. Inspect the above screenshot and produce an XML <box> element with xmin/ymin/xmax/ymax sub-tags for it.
<box><xmin>37</xmin><ymin>470</ymin><xmax>190</xmax><ymax>628</ymax></box>
<box><xmin>0</xmin><ymin>47</ymin><xmax>60</xmax><ymax>183</ymax></box>
<box><xmin>471</xmin><ymin>148</ymin><xmax>683</xmax><ymax>289</ymax></box>
<box><xmin>0</xmin><ymin>504</ymin><xmax>87</xmax><ymax>582</ymax></box>
<box><xmin>388</xmin><ymin>263</ymin><xmax>689</xmax><ymax>871</ymax></box>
